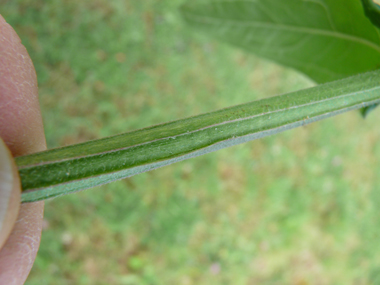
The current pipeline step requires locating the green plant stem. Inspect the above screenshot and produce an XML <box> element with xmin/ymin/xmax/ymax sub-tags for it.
<box><xmin>17</xmin><ymin>70</ymin><xmax>380</xmax><ymax>203</ymax></box>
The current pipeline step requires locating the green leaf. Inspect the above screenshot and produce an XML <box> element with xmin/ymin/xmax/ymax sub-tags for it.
<box><xmin>361</xmin><ymin>0</ymin><xmax>380</xmax><ymax>28</ymax></box>
<box><xmin>180</xmin><ymin>0</ymin><xmax>380</xmax><ymax>84</ymax></box>
<box><xmin>17</xmin><ymin>70</ymin><xmax>380</xmax><ymax>203</ymax></box>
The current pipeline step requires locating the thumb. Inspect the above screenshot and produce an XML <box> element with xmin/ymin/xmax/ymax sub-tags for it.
<box><xmin>0</xmin><ymin>137</ymin><xmax>20</xmax><ymax>249</ymax></box>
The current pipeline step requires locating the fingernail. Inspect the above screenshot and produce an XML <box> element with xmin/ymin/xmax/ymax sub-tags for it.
<box><xmin>0</xmin><ymin>138</ymin><xmax>13</xmax><ymax>232</ymax></box>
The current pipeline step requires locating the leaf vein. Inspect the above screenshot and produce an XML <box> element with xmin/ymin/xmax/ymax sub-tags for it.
<box><xmin>183</xmin><ymin>12</ymin><xmax>380</xmax><ymax>53</ymax></box>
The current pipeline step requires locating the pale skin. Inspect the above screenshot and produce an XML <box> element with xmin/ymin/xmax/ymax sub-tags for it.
<box><xmin>0</xmin><ymin>15</ymin><xmax>46</xmax><ymax>284</ymax></box>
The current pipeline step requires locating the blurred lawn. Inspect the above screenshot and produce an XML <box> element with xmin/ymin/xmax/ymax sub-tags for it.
<box><xmin>3</xmin><ymin>0</ymin><xmax>380</xmax><ymax>284</ymax></box>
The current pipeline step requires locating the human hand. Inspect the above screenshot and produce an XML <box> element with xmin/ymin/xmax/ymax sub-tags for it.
<box><xmin>0</xmin><ymin>15</ymin><xmax>46</xmax><ymax>284</ymax></box>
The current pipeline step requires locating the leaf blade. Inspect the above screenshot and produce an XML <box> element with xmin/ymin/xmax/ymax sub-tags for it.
<box><xmin>180</xmin><ymin>0</ymin><xmax>380</xmax><ymax>83</ymax></box>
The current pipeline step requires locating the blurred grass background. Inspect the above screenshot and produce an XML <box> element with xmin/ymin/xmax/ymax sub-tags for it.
<box><xmin>2</xmin><ymin>0</ymin><xmax>380</xmax><ymax>284</ymax></box>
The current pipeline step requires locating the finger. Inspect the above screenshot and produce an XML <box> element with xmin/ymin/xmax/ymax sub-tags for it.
<box><xmin>0</xmin><ymin>138</ymin><xmax>20</xmax><ymax>250</ymax></box>
<box><xmin>0</xmin><ymin>17</ymin><xmax>46</xmax><ymax>156</ymax></box>
<box><xmin>0</xmin><ymin>14</ymin><xmax>46</xmax><ymax>284</ymax></box>
<box><xmin>0</xmin><ymin>203</ymin><xmax>44</xmax><ymax>284</ymax></box>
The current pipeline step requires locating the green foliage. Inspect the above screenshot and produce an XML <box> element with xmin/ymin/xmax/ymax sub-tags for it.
<box><xmin>180</xmin><ymin>0</ymin><xmax>380</xmax><ymax>84</ymax></box>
